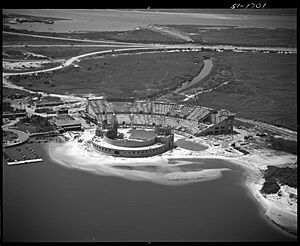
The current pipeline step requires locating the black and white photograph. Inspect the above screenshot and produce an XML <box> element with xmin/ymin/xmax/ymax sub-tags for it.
<box><xmin>2</xmin><ymin>5</ymin><xmax>297</xmax><ymax>242</ymax></box>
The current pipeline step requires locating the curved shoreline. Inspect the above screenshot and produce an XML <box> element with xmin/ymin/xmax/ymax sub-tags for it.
<box><xmin>46</xmin><ymin>133</ymin><xmax>297</xmax><ymax>237</ymax></box>
<box><xmin>3</xmin><ymin>28</ymin><xmax>297</xmax><ymax>237</ymax></box>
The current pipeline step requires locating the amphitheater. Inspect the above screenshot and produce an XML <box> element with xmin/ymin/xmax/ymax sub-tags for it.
<box><xmin>84</xmin><ymin>98</ymin><xmax>235</xmax><ymax>158</ymax></box>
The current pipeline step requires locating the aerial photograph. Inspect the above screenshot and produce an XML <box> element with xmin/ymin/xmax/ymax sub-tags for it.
<box><xmin>2</xmin><ymin>7</ymin><xmax>297</xmax><ymax>242</ymax></box>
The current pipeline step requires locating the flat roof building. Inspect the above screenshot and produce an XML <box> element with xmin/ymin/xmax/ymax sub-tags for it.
<box><xmin>51</xmin><ymin>115</ymin><xmax>82</xmax><ymax>132</ymax></box>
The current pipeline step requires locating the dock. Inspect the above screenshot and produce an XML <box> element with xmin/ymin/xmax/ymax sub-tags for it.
<box><xmin>7</xmin><ymin>158</ymin><xmax>43</xmax><ymax>166</ymax></box>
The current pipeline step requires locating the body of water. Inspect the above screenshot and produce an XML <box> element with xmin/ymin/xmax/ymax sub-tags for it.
<box><xmin>3</xmin><ymin>142</ymin><xmax>296</xmax><ymax>242</ymax></box>
<box><xmin>3</xmin><ymin>9</ymin><xmax>296</xmax><ymax>33</ymax></box>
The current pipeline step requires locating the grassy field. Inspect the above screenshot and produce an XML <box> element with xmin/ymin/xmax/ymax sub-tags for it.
<box><xmin>2</xmin><ymin>87</ymin><xmax>35</xmax><ymax>97</ymax></box>
<box><xmin>3</xmin><ymin>33</ymin><xmax>105</xmax><ymax>45</ymax></box>
<box><xmin>3</xmin><ymin>13</ymin><xmax>71</xmax><ymax>22</ymax></box>
<box><xmin>4</xmin><ymin>26</ymin><xmax>187</xmax><ymax>44</ymax></box>
<box><xmin>13</xmin><ymin>115</ymin><xmax>56</xmax><ymax>133</ymax></box>
<box><xmin>128</xmin><ymin>129</ymin><xmax>156</xmax><ymax>140</ymax></box>
<box><xmin>4</xmin><ymin>24</ymin><xmax>296</xmax><ymax>47</ymax></box>
<box><xmin>175</xmin><ymin>139</ymin><xmax>208</xmax><ymax>151</ymax></box>
<box><xmin>190</xmin><ymin>52</ymin><xmax>297</xmax><ymax>130</ymax></box>
<box><xmin>267</xmin><ymin>137</ymin><xmax>297</xmax><ymax>155</ymax></box>
<box><xmin>4</xmin><ymin>47</ymin><xmax>296</xmax><ymax>130</ymax></box>
<box><xmin>3</xmin><ymin>49</ymin><xmax>47</xmax><ymax>60</ymax></box>
<box><xmin>11</xmin><ymin>51</ymin><xmax>203</xmax><ymax>98</ymax></box>
<box><xmin>163</xmin><ymin>25</ymin><xmax>296</xmax><ymax>47</ymax></box>
<box><xmin>2</xmin><ymin>131</ymin><xmax>18</xmax><ymax>142</ymax></box>
<box><xmin>1</xmin><ymin>87</ymin><xmax>33</xmax><ymax>104</ymax></box>
<box><xmin>3</xmin><ymin>61</ymin><xmax>63</xmax><ymax>73</ymax></box>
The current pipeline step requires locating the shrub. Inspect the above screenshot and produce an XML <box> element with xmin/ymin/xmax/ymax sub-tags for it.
<box><xmin>261</xmin><ymin>179</ymin><xmax>280</xmax><ymax>194</ymax></box>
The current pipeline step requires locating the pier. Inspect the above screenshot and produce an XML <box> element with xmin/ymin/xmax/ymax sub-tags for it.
<box><xmin>7</xmin><ymin>158</ymin><xmax>43</xmax><ymax>166</ymax></box>
<box><xmin>3</xmin><ymin>145</ymin><xmax>43</xmax><ymax>166</ymax></box>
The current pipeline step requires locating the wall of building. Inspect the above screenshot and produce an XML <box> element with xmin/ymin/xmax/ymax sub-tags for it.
<box><xmin>157</xmin><ymin>134</ymin><xmax>174</xmax><ymax>148</ymax></box>
<box><xmin>3</xmin><ymin>112</ymin><xmax>27</xmax><ymax>119</ymax></box>
<box><xmin>92</xmin><ymin>137</ymin><xmax>170</xmax><ymax>158</ymax></box>
<box><xmin>115</xmin><ymin>114</ymin><xmax>132</xmax><ymax>125</ymax></box>
<box><xmin>197</xmin><ymin>116</ymin><xmax>234</xmax><ymax>136</ymax></box>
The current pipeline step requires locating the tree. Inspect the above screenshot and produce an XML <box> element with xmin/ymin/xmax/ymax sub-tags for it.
<box><xmin>261</xmin><ymin>179</ymin><xmax>280</xmax><ymax>194</ymax></box>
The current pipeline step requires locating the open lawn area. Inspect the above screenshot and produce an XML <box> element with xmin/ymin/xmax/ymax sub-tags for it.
<box><xmin>11</xmin><ymin>51</ymin><xmax>204</xmax><ymax>98</ymax></box>
<box><xmin>2</xmin><ymin>131</ymin><xmax>18</xmax><ymax>142</ymax></box>
<box><xmin>4</xmin><ymin>26</ymin><xmax>187</xmax><ymax>44</ymax></box>
<box><xmin>3</xmin><ymin>33</ymin><xmax>105</xmax><ymax>46</ymax></box>
<box><xmin>4</xmin><ymin>48</ymin><xmax>296</xmax><ymax>131</ymax></box>
<box><xmin>192</xmin><ymin>52</ymin><xmax>296</xmax><ymax>130</ymax></box>
<box><xmin>163</xmin><ymin>25</ymin><xmax>296</xmax><ymax>48</ymax></box>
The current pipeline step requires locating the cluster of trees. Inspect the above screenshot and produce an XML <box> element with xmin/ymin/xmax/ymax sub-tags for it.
<box><xmin>267</xmin><ymin>137</ymin><xmax>297</xmax><ymax>155</ymax></box>
<box><xmin>19</xmin><ymin>115</ymin><xmax>56</xmax><ymax>133</ymax></box>
<box><xmin>34</xmin><ymin>108</ymin><xmax>55</xmax><ymax>114</ymax></box>
<box><xmin>42</xmin><ymin>96</ymin><xmax>62</xmax><ymax>102</ymax></box>
<box><xmin>2</xmin><ymin>102</ymin><xmax>14</xmax><ymax>112</ymax></box>
<box><xmin>261</xmin><ymin>165</ymin><xmax>297</xmax><ymax>194</ymax></box>
<box><xmin>260</xmin><ymin>179</ymin><xmax>281</xmax><ymax>194</ymax></box>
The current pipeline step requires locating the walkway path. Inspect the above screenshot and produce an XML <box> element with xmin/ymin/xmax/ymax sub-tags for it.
<box><xmin>2</xmin><ymin>47</ymin><xmax>159</xmax><ymax>76</ymax></box>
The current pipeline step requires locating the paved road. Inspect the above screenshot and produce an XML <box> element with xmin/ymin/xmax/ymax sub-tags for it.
<box><xmin>2</xmin><ymin>47</ymin><xmax>162</xmax><ymax>76</ymax></box>
<box><xmin>2</xmin><ymin>128</ymin><xmax>30</xmax><ymax>147</ymax></box>
<box><xmin>3</xmin><ymin>44</ymin><xmax>146</xmax><ymax>48</ymax></box>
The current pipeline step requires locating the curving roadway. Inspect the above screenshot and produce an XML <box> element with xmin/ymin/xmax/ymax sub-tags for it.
<box><xmin>2</xmin><ymin>32</ymin><xmax>297</xmax><ymax>140</ymax></box>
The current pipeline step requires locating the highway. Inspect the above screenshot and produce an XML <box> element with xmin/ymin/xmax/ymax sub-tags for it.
<box><xmin>3</xmin><ymin>44</ymin><xmax>147</xmax><ymax>48</ymax></box>
<box><xmin>2</xmin><ymin>46</ymin><xmax>181</xmax><ymax>76</ymax></box>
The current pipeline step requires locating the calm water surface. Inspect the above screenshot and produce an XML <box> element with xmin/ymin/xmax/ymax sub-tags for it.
<box><xmin>3</xmin><ymin>9</ymin><xmax>296</xmax><ymax>32</ymax></box>
<box><xmin>3</xmin><ymin>143</ymin><xmax>296</xmax><ymax>242</ymax></box>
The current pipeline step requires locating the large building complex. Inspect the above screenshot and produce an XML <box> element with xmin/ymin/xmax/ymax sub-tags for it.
<box><xmin>84</xmin><ymin>98</ymin><xmax>235</xmax><ymax>158</ymax></box>
<box><xmin>85</xmin><ymin>98</ymin><xmax>235</xmax><ymax>136</ymax></box>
